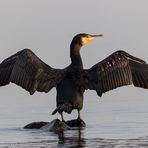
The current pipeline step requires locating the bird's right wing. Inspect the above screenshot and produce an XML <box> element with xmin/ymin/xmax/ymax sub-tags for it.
<box><xmin>76</xmin><ymin>50</ymin><xmax>148</xmax><ymax>97</ymax></box>
<box><xmin>0</xmin><ymin>49</ymin><xmax>66</xmax><ymax>94</ymax></box>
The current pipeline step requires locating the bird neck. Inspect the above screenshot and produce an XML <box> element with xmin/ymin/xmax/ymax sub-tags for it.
<box><xmin>70</xmin><ymin>43</ymin><xmax>83</xmax><ymax>68</ymax></box>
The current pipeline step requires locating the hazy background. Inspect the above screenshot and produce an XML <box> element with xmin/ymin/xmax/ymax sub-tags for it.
<box><xmin>0</xmin><ymin>0</ymin><xmax>148</xmax><ymax>130</ymax></box>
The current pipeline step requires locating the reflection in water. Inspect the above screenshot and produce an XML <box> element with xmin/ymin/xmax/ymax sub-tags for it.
<box><xmin>2</xmin><ymin>128</ymin><xmax>148</xmax><ymax>147</ymax></box>
<box><xmin>56</xmin><ymin>133</ymin><xmax>148</xmax><ymax>148</ymax></box>
<box><xmin>57</xmin><ymin>128</ymin><xmax>86</xmax><ymax>148</ymax></box>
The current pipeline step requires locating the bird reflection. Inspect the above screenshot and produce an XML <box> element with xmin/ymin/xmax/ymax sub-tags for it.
<box><xmin>57</xmin><ymin>128</ymin><xmax>86</xmax><ymax>148</ymax></box>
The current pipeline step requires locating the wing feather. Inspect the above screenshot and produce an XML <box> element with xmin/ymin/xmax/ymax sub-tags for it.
<box><xmin>0</xmin><ymin>49</ymin><xmax>66</xmax><ymax>94</ymax></box>
<box><xmin>79</xmin><ymin>50</ymin><xmax>148</xmax><ymax>97</ymax></box>
<box><xmin>130</xmin><ymin>60</ymin><xmax>148</xmax><ymax>89</ymax></box>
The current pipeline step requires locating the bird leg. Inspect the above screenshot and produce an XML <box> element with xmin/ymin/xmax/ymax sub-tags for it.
<box><xmin>60</xmin><ymin>112</ymin><xmax>65</xmax><ymax>122</ymax></box>
<box><xmin>77</xmin><ymin>110</ymin><xmax>81</xmax><ymax>121</ymax></box>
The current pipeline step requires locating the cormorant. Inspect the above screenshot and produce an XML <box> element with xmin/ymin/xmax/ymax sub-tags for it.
<box><xmin>0</xmin><ymin>33</ymin><xmax>148</xmax><ymax>122</ymax></box>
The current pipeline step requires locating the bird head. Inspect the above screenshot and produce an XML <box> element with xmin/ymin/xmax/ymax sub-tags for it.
<box><xmin>71</xmin><ymin>33</ymin><xmax>103</xmax><ymax>46</ymax></box>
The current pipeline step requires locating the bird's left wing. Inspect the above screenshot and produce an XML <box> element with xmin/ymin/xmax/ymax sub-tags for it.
<box><xmin>76</xmin><ymin>50</ymin><xmax>148</xmax><ymax>97</ymax></box>
<box><xmin>0</xmin><ymin>49</ymin><xmax>66</xmax><ymax>94</ymax></box>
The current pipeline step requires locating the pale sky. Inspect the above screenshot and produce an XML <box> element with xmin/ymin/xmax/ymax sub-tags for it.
<box><xmin>0</xmin><ymin>1</ymin><xmax>148</xmax><ymax>66</ymax></box>
<box><xmin>0</xmin><ymin>0</ymin><xmax>148</xmax><ymax>121</ymax></box>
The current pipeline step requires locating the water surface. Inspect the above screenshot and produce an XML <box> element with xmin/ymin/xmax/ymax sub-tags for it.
<box><xmin>1</xmin><ymin>88</ymin><xmax>148</xmax><ymax>147</ymax></box>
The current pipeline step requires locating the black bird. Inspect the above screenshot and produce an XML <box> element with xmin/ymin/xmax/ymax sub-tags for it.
<box><xmin>0</xmin><ymin>33</ymin><xmax>148</xmax><ymax>122</ymax></box>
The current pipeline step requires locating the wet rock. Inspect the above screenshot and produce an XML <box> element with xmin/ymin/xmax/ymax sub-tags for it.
<box><xmin>41</xmin><ymin>119</ymin><xmax>70</xmax><ymax>132</ymax></box>
<box><xmin>24</xmin><ymin>118</ymin><xmax>85</xmax><ymax>132</ymax></box>
<box><xmin>66</xmin><ymin>119</ymin><xmax>86</xmax><ymax>127</ymax></box>
<box><xmin>24</xmin><ymin>121</ymin><xmax>48</xmax><ymax>129</ymax></box>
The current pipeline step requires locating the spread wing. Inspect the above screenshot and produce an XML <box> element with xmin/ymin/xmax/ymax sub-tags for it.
<box><xmin>78</xmin><ymin>50</ymin><xmax>148</xmax><ymax>97</ymax></box>
<box><xmin>0</xmin><ymin>49</ymin><xmax>66</xmax><ymax>94</ymax></box>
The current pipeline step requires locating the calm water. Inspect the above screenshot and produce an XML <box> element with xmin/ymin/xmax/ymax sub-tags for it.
<box><xmin>1</xmin><ymin>87</ymin><xmax>148</xmax><ymax>147</ymax></box>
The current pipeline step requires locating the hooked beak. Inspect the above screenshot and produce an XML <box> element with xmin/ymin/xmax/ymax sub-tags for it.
<box><xmin>88</xmin><ymin>34</ymin><xmax>104</xmax><ymax>41</ymax></box>
<box><xmin>91</xmin><ymin>34</ymin><xmax>103</xmax><ymax>38</ymax></box>
<box><xmin>81</xmin><ymin>34</ymin><xmax>103</xmax><ymax>45</ymax></box>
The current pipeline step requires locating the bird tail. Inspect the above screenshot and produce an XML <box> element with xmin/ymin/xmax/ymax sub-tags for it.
<box><xmin>52</xmin><ymin>103</ymin><xmax>73</xmax><ymax>115</ymax></box>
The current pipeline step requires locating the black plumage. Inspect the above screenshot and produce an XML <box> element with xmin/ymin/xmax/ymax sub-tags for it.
<box><xmin>0</xmin><ymin>33</ymin><xmax>148</xmax><ymax>121</ymax></box>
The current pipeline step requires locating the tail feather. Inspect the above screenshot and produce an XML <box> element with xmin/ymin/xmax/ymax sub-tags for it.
<box><xmin>52</xmin><ymin>103</ymin><xmax>73</xmax><ymax>115</ymax></box>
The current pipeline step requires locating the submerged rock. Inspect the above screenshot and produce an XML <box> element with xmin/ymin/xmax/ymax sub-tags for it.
<box><xmin>24</xmin><ymin>118</ymin><xmax>85</xmax><ymax>132</ymax></box>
